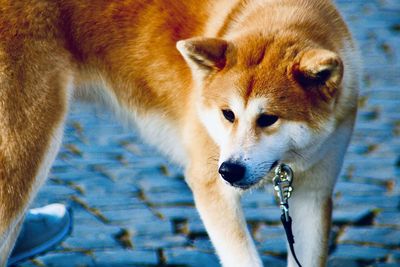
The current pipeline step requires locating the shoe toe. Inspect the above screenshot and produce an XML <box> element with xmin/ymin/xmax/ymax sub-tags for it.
<box><xmin>30</xmin><ymin>203</ymin><xmax>67</xmax><ymax>218</ymax></box>
<box><xmin>8</xmin><ymin>204</ymin><xmax>72</xmax><ymax>266</ymax></box>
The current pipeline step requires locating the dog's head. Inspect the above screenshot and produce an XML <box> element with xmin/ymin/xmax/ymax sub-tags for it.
<box><xmin>177</xmin><ymin>35</ymin><xmax>344</xmax><ymax>189</ymax></box>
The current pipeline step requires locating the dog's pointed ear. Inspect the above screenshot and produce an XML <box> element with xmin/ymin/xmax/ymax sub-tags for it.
<box><xmin>177</xmin><ymin>37</ymin><xmax>230</xmax><ymax>77</ymax></box>
<box><xmin>291</xmin><ymin>49</ymin><xmax>343</xmax><ymax>100</ymax></box>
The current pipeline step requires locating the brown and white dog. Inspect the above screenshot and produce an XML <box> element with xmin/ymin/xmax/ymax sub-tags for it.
<box><xmin>0</xmin><ymin>0</ymin><xmax>359</xmax><ymax>266</ymax></box>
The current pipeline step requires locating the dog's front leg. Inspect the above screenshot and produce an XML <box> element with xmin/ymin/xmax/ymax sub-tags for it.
<box><xmin>186</xmin><ymin>166</ymin><xmax>262</xmax><ymax>267</ymax></box>
<box><xmin>287</xmin><ymin>120</ymin><xmax>355</xmax><ymax>267</ymax></box>
<box><xmin>285</xmin><ymin>164</ymin><xmax>338</xmax><ymax>267</ymax></box>
<box><xmin>287</xmin><ymin>188</ymin><xmax>332</xmax><ymax>267</ymax></box>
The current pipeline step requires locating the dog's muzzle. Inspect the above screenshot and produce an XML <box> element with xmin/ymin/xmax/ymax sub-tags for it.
<box><xmin>218</xmin><ymin>160</ymin><xmax>280</xmax><ymax>189</ymax></box>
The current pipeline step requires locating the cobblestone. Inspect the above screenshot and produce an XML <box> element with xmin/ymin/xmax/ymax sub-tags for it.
<box><xmin>339</xmin><ymin>227</ymin><xmax>400</xmax><ymax>248</ymax></box>
<box><xmin>331</xmin><ymin>244</ymin><xmax>391</xmax><ymax>262</ymax></box>
<box><xmin>34</xmin><ymin>252</ymin><xmax>95</xmax><ymax>267</ymax></box>
<box><xmin>92</xmin><ymin>250</ymin><xmax>159</xmax><ymax>266</ymax></box>
<box><xmin>375</xmin><ymin>211</ymin><xmax>400</xmax><ymax>227</ymax></box>
<box><xmin>16</xmin><ymin>0</ymin><xmax>400</xmax><ymax>266</ymax></box>
<box><xmin>163</xmin><ymin>248</ymin><xmax>220</xmax><ymax>267</ymax></box>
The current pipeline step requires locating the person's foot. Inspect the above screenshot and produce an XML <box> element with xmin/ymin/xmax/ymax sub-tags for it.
<box><xmin>7</xmin><ymin>204</ymin><xmax>73</xmax><ymax>266</ymax></box>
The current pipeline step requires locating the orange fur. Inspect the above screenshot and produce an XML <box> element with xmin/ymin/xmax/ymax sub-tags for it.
<box><xmin>0</xmin><ymin>0</ymin><xmax>358</xmax><ymax>266</ymax></box>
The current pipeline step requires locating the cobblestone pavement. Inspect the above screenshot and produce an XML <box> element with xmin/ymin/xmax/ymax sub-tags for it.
<box><xmin>17</xmin><ymin>0</ymin><xmax>400</xmax><ymax>266</ymax></box>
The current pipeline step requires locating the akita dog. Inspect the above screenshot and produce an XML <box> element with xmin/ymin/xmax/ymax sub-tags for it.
<box><xmin>0</xmin><ymin>0</ymin><xmax>359</xmax><ymax>266</ymax></box>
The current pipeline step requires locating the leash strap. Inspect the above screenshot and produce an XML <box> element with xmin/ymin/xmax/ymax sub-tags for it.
<box><xmin>280</xmin><ymin>205</ymin><xmax>302</xmax><ymax>267</ymax></box>
<box><xmin>273</xmin><ymin>164</ymin><xmax>302</xmax><ymax>267</ymax></box>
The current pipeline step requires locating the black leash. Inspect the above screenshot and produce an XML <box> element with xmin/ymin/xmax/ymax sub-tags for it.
<box><xmin>280</xmin><ymin>205</ymin><xmax>302</xmax><ymax>267</ymax></box>
<box><xmin>273</xmin><ymin>164</ymin><xmax>302</xmax><ymax>267</ymax></box>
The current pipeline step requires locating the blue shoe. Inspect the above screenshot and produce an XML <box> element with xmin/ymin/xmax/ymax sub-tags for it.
<box><xmin>7</xmin><ymin>204</ymin><xmax>73</xmax><ymax>266</ymax></box>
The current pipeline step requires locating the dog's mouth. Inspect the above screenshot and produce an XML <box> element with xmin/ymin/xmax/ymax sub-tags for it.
<box><xmin>269</xmin><ymin>160</ymin><xmax>279</xmax><ymax>172</ymax></box>
<box><xmin>231</xmin><ymin>182</ymin><xmax>257</xmax><ymax>190</ymax></box>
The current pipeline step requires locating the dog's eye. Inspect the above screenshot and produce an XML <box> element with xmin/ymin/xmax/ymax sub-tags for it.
<box><xmin>257</xmin><ymin>114</ymin><xmax>278</xmax><ymax>128</ymax></box>
<box><xmin>222</xmin><ymin>109</ymin><xmax>235</xmax><ymax>123</ymax></box>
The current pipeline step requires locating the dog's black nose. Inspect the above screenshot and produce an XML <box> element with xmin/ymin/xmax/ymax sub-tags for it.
<box><xmin>218</xmin><ymin>161</ymin><xmax>246</xmax><ymax>184</ymax></box>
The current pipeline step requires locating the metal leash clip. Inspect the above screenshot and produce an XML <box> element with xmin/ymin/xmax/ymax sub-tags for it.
<box><xmin>273</xmin><ymin>163</ymin><xmax>294</xmax><ymax>222</ymax></box>
<box><xmin>272</xmin><ymin>163</ymin><xmax>302</xmax><ymax>267</ymax></box>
